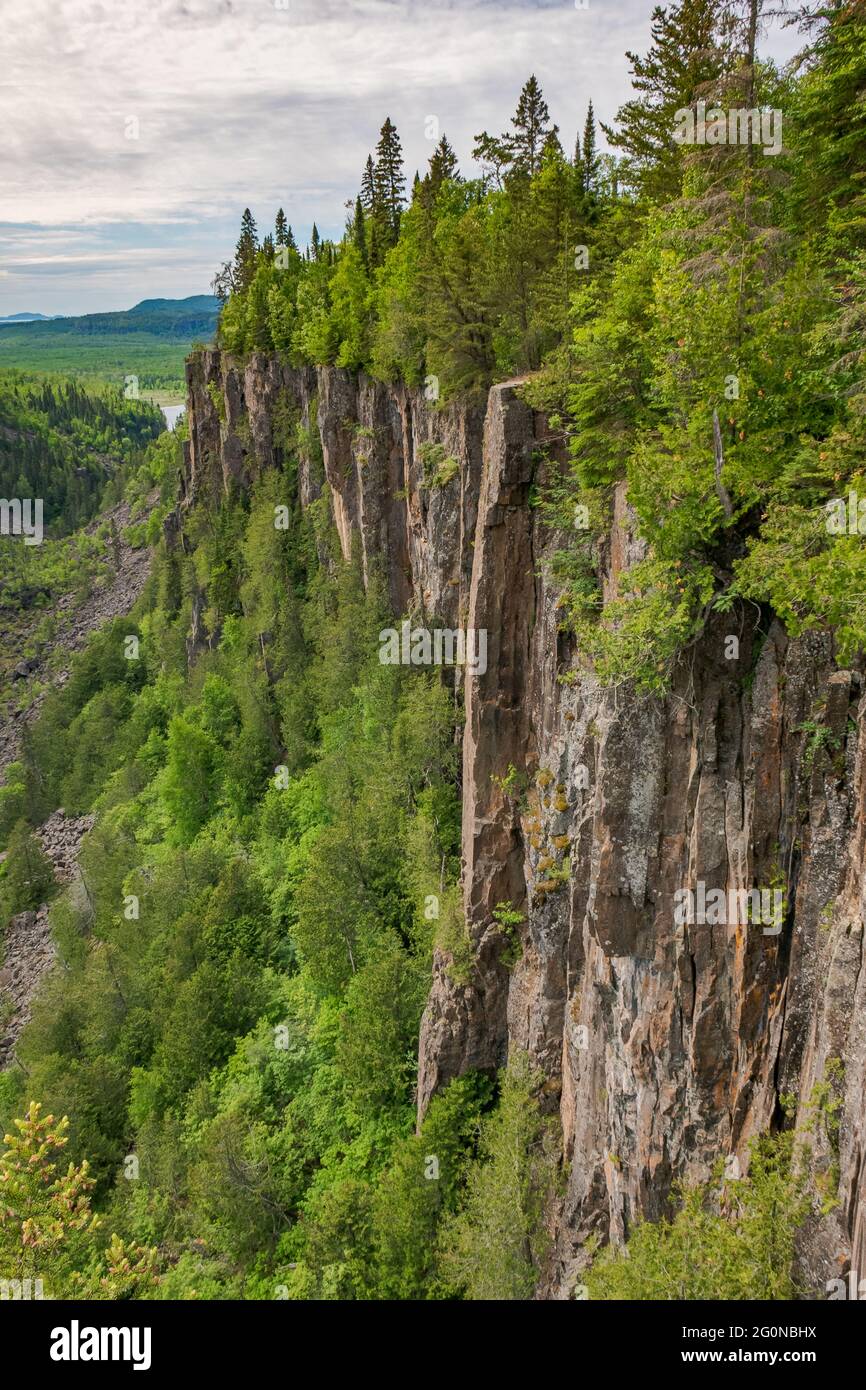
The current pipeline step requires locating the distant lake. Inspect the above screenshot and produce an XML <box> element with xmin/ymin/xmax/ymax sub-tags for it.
<box><xmin>161</xmin><ymin>403</ymin><xmax>186</xmax><ymax>431</ymax></box>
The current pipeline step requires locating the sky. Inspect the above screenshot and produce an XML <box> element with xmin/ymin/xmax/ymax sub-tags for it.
<box><xmin>0</xmin><ymin>0</ymin><xmax>804</xmax><ymax>317</ymax></box>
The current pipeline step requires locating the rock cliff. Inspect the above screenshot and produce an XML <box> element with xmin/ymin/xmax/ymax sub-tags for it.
<box><xmin>184</xmin><ymin>348</ymin><xmax>866</xmax><ymax>1298</ymax></box>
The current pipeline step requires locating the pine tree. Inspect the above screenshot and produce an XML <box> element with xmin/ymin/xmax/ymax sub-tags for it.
<box><xmin>542</xmin><ymin>128</ymin><xmax>565</xmax><ymax>164</ymax></box>
<box><xmin>472</xmin><ymin>129</ymin><xmax>512</xmax><ymax>190</ymax></box>
<box><xmin>275</xmin><ymin>207</ymin><xmax>289</xmax><ymax>246</ymax></box>
<box><xmin>360</xmin><ymin>154</ymin><xmax>377</xmax><ymax>212</ymax></box>
<box><xmin>428</xmin><ymin>135</ymin><xmax>459</xmax><ymax>192</ymax></box>
<box><xmin>373</xmin><ymin>117</ymin><xmax>406</xmax><ymax>248</ymax></box>
<box><xmin>310</xmin><ymin>222</ymin><xmax>321</xmax><ymax>262</ymax></box>
<box><xmin>233</xmin><ymin>208</ymin><xmax>259</xmax><ymax>294</ymax></box>
<box><xmin>791</xmin><ymin>0</ymin><xmax>866</xmax><ymax>251</ymax></box>
<box><xmin>352</xmin><ymin>196</ymin><xmax>368</xmax><ymax>267</ymax></box>
<box><xmin>211</xmin><ymin>261</ymin><xmax>234</xmax><ymax>305</ymax></box>
<box><xmin>509</xmin><ymin>75</ymin><xmax>557</xmax><ymax>178</ymax></box>
<box><xmin>578</xmin><ymin>101</ymin><xmax>600</xmax><ymax>196</ymax></box>
<box><xmin>0</xmin><ymin>1103</ymin><xmax>158</xmax><ymax>1299</ymax></box>
<box><xmin>602</xmin><ymin>0</ymin><xmax>726</xmax><ymax>201</ymax></box>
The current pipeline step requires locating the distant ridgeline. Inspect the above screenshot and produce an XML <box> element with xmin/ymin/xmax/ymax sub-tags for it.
<box><xmin>0</xmin><ymin>374</ymin><xmax>163</xmax><ymax>534</ymax></box>
<box><xmin>0</xmin><ymin>297</ymin><xmax>221</xmax><ymax>341</ymax></box>
<box><xmin>0</xmin><ymin>297</ymin><xmax>220</xmax><ymax>396</ymax></box>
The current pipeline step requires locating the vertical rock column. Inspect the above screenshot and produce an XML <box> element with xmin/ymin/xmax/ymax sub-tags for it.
<box><xmin>417</xmin><ymin>381</ymin><xmax>539</xmax><ymax>1114</ymax></box>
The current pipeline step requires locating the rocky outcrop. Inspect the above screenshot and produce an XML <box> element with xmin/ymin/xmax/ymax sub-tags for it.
<box><xmin>0</xmin><ymin>810</ymin><xmax>93</xmax><ymax>1068</ymax></box>
<box><xmin>184</xmin><ymin>349</ymin><xmax>866</xmax><ymax>1299</ymax></box>
<box><xmin>0</xmin><ymin>494</ymin><xmax>158</xmax><ymax>780</ymax></box>
<box><xmin>184</xmin><ymin>350</ymin><xmax>483</xmax><ymax>627</ymax></box>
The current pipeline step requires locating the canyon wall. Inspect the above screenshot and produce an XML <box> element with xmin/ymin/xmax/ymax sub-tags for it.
<box><xmin>184</xmin><ymin>349</ymin><xmax>866</xmax><ymax>1299</ymax></box>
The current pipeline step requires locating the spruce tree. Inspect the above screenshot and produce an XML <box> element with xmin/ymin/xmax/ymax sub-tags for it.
<box><xmin>233</xmin><ymin>208</ymin><xmax>259</xmax><ymax>294</ymax></box>
<box><xmin>602</xmin><ymin>0</ymin><xmax>726</xmax><ymax>201</ymax></box>
<box><xmin>275</xmin><ymin>207</ymin><xmax>289</xmax><ymax>246</ymax></box>
<box><xmin>508</xmin><ymin>74</ymin><xmax>557</xmax><ymax>178</ymax></box>
<box><xmin>428</xmin><ymin>135</ymin><xmax>459</xmax><ymax>191</ymax></box>
<box><xmin>352</xmin><ymin>196</ymin><xmax>368</xmax><ymax>267</ymax></box>
<box><xmin>373</xmin><ymin>117</ymin><xmax>406</xmax><ymax>247</ymax></box>
<box><xmin>579</xmin><ymin>102</ymin><xmax>600</xmax><ymax>195</ymax></box>
<box><xmin>360</xmin><ymin>154</ymin><xmax>377</xmax><ymax>212</ymax></box>
<box><xmin>791</xmin><ymin>0</ymin><xmax>866</xmax><ymax>251</ymax></box>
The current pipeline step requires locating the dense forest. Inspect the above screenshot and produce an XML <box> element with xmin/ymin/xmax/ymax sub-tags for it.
<box><xmin>0</xmin><ymin>374</ymin><xmax>163</xmax><ymax>534</ymax></box>
<box><xmin>0</xmin><ymin>299</ymin><xmax>220</xmax><ymax>399</ymax></box>
<box><xmin>1</xmin><ymin>0</ymin><xmax>864</xmax><ymax>1302</ymax></box>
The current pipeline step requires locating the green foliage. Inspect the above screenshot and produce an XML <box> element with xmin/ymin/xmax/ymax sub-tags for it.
<box><xmin>418</xmin><ymin>441</ymin><xmax>459</xmax><ymax>488</ymax></box>
<box><xmin>492</xmin><ymin>901</ymin><xmax>524</xmax><ymax>968</ymax></box>
<box><xmin>0</xmin><ymin>820</ymin><xmax>55</xmax><ymax>921</ymax></box>
<box><xmin>7</xmin><ymin>417</ymin><xmax>472</xmax><ymax>1298</ymax></box>
<box><xmin>584</xmin><ymin>1131</ymin><xmax>811</xmax><ymax>1301</ymax></box>
<box><xmin>439</xmin><ymin>1052</ymin><xmax>559</xmax><ymax>1299</ymax></box>
<box><xmin>218</xmin><ymin>78</ymin><xmax>610</xmax><ymax>398</ymax></box>
<box><xmin>532</xmin><ymin>4</ymin><xmax>866</xmax><ymax>691</ymax></box>
<box><xmin>0</xmin><ymin>371</ymin><xmax>163</xmax><ymax>532</ymax></box>
<box><xmin>0</xmin><ymin>1102</ymin><xmax>159</xmax><ymax>1299</ymax></box>
<box><xmin>0</xmin><ymin>763</ymin><xmax>26</xmax><ymax>849</ymax></box>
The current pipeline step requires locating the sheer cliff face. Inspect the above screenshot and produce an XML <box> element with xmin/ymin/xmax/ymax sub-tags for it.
<box><xmin>186</xmin><ymin>350</ymin><xmax>866</xmax><ymax>1297</ymax></box>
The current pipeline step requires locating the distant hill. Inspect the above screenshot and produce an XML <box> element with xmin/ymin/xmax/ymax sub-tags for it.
<box><xmin>0</xmin><ymin>312</ymin><xmax>57</xmax><ymax>323</ymax></box>
<box><xmin>0</xmin><ymin>295</ymin><xmax>221</xmax><ymax>397</ymax></box>
<box><xmin>127</xmin><ymin>296</ymin><xmax>220</xmax><ymax>318</ymax></box>
<box><xmin>0</xmin><ymin>295</ymin><xmax>220</xmax><ymax>342</ymax></box>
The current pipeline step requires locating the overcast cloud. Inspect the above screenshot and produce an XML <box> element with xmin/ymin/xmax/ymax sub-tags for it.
<box><xmin>0</xmin><ymin>0</ymin><xmax>803</xmax><ymax>315</ymax></box>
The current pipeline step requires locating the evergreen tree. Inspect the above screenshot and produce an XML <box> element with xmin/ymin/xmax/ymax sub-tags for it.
<box><xmin>428</xmin><ymin>135</ymin><xmax>459</xmax><ymax>192</ymax></box>
<box><xmin>233</xmin><ymin>208</ymin><xmax>259</xmax><ymax>294</ymax></box>
<box><xmin>360</xmin><ymin>154</ymin><xmax>377</xmax><ymax>212</ymax></box>
<box><xmin>602</xmin><ymin>0</ymin><xmax>726</xmax><ymax>201</ymax></box>
<box><xmin>508</xmin><ymin>74</ymin><xmax>557</xmax><ymax>178</ymax></box>
<box><xmin>790</xmin><ymin>0</ymin><xmax>866</xmax><ymax>252</ymax></box>
<box><xmin>0</xmin><ymin>1104</ymin><xmax>158</xmax><ymax>1299</ymax></box>
<box><xmin>373</xmin><ymin>117</ymin><xmax>406</xmax><ymax>247</ymax></box>
<box><xmin>541</xmin><ymin>128</ymin><xmax>565</xmax><ymax>163</ymax></box>
<box><xmin>473</xmin><ymin>76</ymin><xmax>556</xmax><ymax>185</ymax></box>
<box><xmin>211</xmin><ymin>261</ymin><xmax>234</xmax><ymax>305</ymax></box>
<box><xmin>578</xmin><ymin>101</ymin><xmax>600</xmax><ymax>196</ymax></box>
<box><xmin>310</xmin><ymin>222</ymin><xmax>321</xmax><ymax>262</ymax></box>
<box><xmin>275</xmin><ymin>207</ymin><xmax>289</xmax><ymax>246</ymax></box>
<box><xmin>352</xmin><ymin>196</ymin><xmax>368</xmax><ymax>268</ymax></box>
